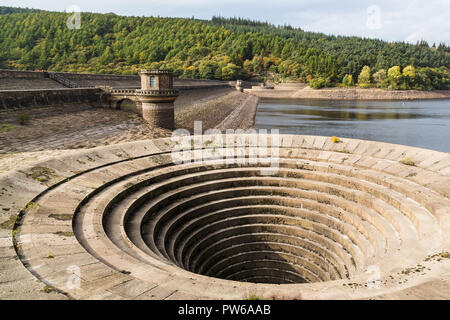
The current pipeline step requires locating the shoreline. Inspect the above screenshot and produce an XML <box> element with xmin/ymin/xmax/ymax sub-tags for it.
<box><xmin>245</xmin><ymin>86</ymin><xmax>450</xmax><ymax>101</ymax></box>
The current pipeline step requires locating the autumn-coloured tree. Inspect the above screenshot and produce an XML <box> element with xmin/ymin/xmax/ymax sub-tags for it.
<box><xmin>387</xmin><ymin>66</ymin><xmax>402</xmax><ymax>89</ymax></box>
<box><xmin>357</xmin><ymin>66</ymin><xmax>372</xmax><ymax>88</ymax></box>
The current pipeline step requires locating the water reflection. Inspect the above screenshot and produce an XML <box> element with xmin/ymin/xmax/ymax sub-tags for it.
<box><xmin>255</xmin><ymin>99</ymin><xmax>450</xmax><ymax>152</ymax></box>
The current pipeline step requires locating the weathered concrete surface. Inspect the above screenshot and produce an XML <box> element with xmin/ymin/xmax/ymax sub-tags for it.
<box><xmin>0</xmin><ymin>135</ymin><xmax>449</xmax><ymax>300</ymax></box>
<box><xmin>176</xmin><ymin>89</ymin><xmax>259</xmax><ymax>132</ymax></box>
<box><xmin>0</xmin><ymin>88</ymin><xmax>256</xmax><ymax>153</ymax></box>
<box><xmin>246</xmin><ymin>86</ymin><xmax>450</xmax><ymax>100</ymax></box>
<box><xmin>0</xmin><ymin>107</ymin><xmax>170</xmax><ymax>153</ymax></box>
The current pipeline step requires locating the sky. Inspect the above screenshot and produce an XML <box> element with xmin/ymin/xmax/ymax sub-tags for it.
<box><xmin>2</xmin><ymin>0</ymin><xmax>450</xmax><ymax>45</ymax></box>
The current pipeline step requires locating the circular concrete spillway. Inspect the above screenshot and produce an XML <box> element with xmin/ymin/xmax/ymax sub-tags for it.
<box><xmin>4</xmin><ymin>135</ymin><xmax>450</xmax><ymax>299</ymax></box>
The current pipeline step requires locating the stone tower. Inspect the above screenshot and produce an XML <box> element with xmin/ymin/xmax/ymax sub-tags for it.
<box><xmin>136</xmin><ymin>70</ymin><xmax>178</xmax><ymax>130</ymax></box>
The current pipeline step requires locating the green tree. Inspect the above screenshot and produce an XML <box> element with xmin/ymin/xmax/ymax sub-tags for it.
<box><xmin>342</xmin><ymin>74</ymin><xmax>354</xmax><ymax>86</ymax></box>
<box><xmin>310</xmin><ymin>77</ymin><xmax>330</xmax><ymax>89</ymax></box>
<box><xmin>221</xmin><ymin>63</ymin><xmax>242</xmax><ymax>80</ymax></box>
<box><xmin>372</xmin><ymin>69</ymin><xmax>387</xmax><ymax>88</ymax></box>
<box><xmin>342</xmin><ymin>74</ymin><xmax>349</xmax><ymax>86</ymax></box>
<box><xmin>198</xmin><ymin>62</ymin><xmax>216</xmax><ymax>79</ymax></box>
<box><xmin>99</xmin><ymin>46</ymin><xmax>114</xmax><ymax>65</ymax></box>
<box><xmin>182</xmin><ymin>65</ymin><xmax>199</xmax><ymax>79</ymax></box>
<box><xmin>0</xmin><ymin>52</ymin><xmax>7</xmax><ymax>69</ymax></box>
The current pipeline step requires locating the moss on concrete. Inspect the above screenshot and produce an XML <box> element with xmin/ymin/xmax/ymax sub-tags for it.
<box><xmin>0</xmin><ymin>215</ymin><xmax>18</xmax><ymax>229</ymax></box>
<box><xmin>400</xmin><ymin>157</ymin><xmax>416</xmax><ymax>166</ymax></box>
<box><xmin>54</xmin><ymin>231</ymin><xmax>74</xmax><ymax>237</ymax></box>
<box><xmin>48</xmin><ymin>214</ymin><xmax>72</xmax><ymax>221</ymax></box>
<box><xmin>42</xmin><ymin>285</ymin><xmax>57</xmax><ymax>294</ymax></box>
<box><xmin>24</xmin><ymin>166</ymin><xmax>58</xmax><ymax>183</ymax></box>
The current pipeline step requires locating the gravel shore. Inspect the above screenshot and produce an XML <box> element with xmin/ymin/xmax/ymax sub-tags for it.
<box><xmin>247</xmin><ymin>86</ymin><xmax>450</xmax><ymax>100</ymax></box>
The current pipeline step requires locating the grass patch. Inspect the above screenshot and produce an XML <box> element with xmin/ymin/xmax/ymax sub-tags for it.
<box><xmin>400</xmin><ymin>157</ymin><xmax>416</xmax><ymax>166</ymax></box>
<box><xmin>16</xmin><ymin>113</ymin><xmax>30</xmax><ymax>125</ymax></box>
<box><xmin>246</xmin><ymin>294</ymin><xmax>263</xmax><ymax>300</ymax></box>
<box><xmin>244</xmin><ymin>289</ymin><xmax>266</xmax><ymax>300</ymax></box>
<box><xmin>42</xmin><ymin>285</ymin><xmax>57</xmax><ymax>294</ymax></box>
<box><xmin>0</xmin><ymin>123</ymin><xmax>16</xmax><ymax>133</ymax></box>
<box><xmin>425</xmin><ymin>251</ymin><xmax>450</xmax><ymax>262</ymax></box>
<box><xmin>331</xmin><ymin>136</ymin><xmax>341</xmax><ymax>143</ymax></box>
<box><xmin>46</xmin><ymin>252</ymin><xmax>54</xmax><ymax>259</ymax></box>
<box><xmin>23</xmin><ymin>201</ymin><xmax>39</xmax><ymax>212</ymax></box>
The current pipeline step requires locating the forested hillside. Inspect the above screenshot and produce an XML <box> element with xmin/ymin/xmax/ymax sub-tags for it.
<box><xmin>0</xmin><ymin>6</ymin><xmax>448</xmax><ymax>90</ymax></box>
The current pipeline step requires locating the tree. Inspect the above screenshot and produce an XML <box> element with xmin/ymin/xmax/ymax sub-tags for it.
<box><xmin>358</xmin><ymin>65</ymin><xmax>371</xmax><ymax>87</ymax></box>
<box><xmin>182</xmin><ymin>65</ymin><xmax>198</xmax><ymax>79</ymax></box>
<box><xmin>387</xmin><ymin>66</ymin><xmax>402</xmax><ymax>89</ymax></box>
<box><xmin>342</xmin><ymin>74</ymin><xmax>354</xmax><ymax>86</ymax></box>
<box><xmin>402</xmin><ymin>65</ymin><xmax>415</xmax><ymax>78</ymax></box>
<box><xmin>198</xmin><ymin>62</ymin><xmax>215</xmax><ymax>79</ymax></box>
<box><xmin>310</xmin><ymin>77</ymin><xmax>330</xmax><ymax>89</ymax></box>
<box><xmin>99</xmin><ymin>46</ymin><xmax>114</xmax><ymax>65</ymax></box>
<box><xmin>0</xmin><ymin>52</ymin><xmax>6</xmax><ymax>69</ymax></box>
<box><xmin>372</xmin><ymin>69</ymin><xmax>387</xmax><ymax>88</ymax></box>
<box><xmin>401</xmin><ymin>65</ymin><xmax>416</xmax><ymax>89</ymax></box>
<box><xmin>221</xmin><ymin>63</ymin><xmax>242</xmax><ymax>80</ymax></box>
<box><xmin>342</xmin><ymin>74</ymin><xmax>349</xmax><ymax>86</ymax></box>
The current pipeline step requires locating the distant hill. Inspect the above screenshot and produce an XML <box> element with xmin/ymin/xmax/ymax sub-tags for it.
<box><xmin>0</xmin><ymin>6</ymin><xmax>448</xmax><ymax>90</ymax></box>
<box><xmin>0</xmin><ymin>6</ymin><xmax>42</xmax><ymax>14</ymax></box>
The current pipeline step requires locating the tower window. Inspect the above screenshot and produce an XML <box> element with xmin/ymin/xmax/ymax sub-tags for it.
<box><xmin>150</xmin><ymin>76</ymin><xmax>156</xmax><ymax>88</ymax></box>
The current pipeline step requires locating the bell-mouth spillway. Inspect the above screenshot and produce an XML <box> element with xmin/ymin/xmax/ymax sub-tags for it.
<box><xmin>3</xmin><ymin>134</ymin><xmax>450</xmax><ymax>300</ymax></box>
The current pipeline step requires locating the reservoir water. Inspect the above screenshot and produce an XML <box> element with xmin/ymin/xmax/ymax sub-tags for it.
<box><xmin>255</xmin><ymin>99</ymin><xmax>450</xmax><ymax>152</ymax></box>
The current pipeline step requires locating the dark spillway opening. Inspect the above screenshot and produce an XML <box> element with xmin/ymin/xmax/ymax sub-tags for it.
<box><xmin>188</xmin><ymin>235</ymin><xmax>310</xmax><ymax>284</ymax></box>
<box><xmin>143</xmin><ymin>205</ymin><xmax>346</xmax><ymax>284</ymax></box>
<box><xmin>119</xmin><ymin>164</ymin><xmax>351</xmax><ymax>285</ymax></box>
